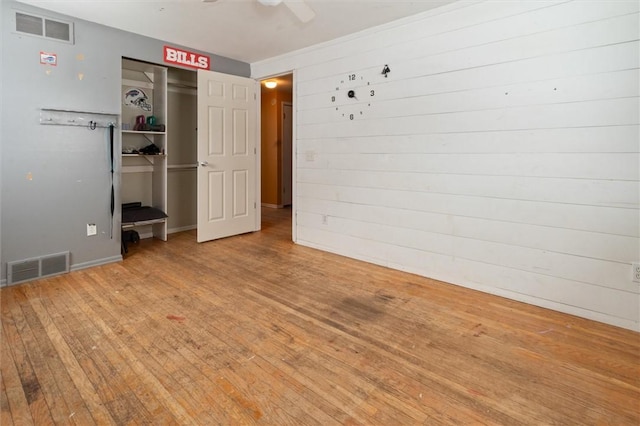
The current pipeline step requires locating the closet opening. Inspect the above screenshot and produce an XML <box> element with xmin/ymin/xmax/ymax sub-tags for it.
<box><xmin>120</xmin><ymin>57</ymin><xmax>198</xmax><ymax>251</ymax></box>
<box><xmin>121</xmin><ymin>57</ymin><xmax>288</xmax><ymax>252</ymax></box>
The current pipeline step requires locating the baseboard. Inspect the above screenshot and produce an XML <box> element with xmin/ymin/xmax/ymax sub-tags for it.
<box><xmin>262</xmin><ymin>203</ymin><xmax>284</xmax><ymax>209</ymax></box>
<box><xmin>70</xmin><ymin>255</ymin><xmax>123</xmax><ymax>272</ymax></box>
<box><xmin>168</xmin><ymin>225</ymin><xmax>197</xmax><ymax>234</ymax></box>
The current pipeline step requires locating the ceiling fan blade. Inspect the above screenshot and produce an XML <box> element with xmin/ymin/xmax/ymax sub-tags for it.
<box><xmin>283</xmin><ymin>0</ymin><xmax>315</xmax><ymax>23</ymax></box>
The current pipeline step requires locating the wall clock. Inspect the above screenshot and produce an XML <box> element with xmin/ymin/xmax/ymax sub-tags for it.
<box><xmin>331</xmin><ymin>65</ymin><xmax>390</xmax><ymax>120</ymax></box>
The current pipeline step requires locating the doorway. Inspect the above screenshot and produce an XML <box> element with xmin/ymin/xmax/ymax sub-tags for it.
<box><xmin>260</xmin><ymin>74</ymin><xmax>293</xmax><ymax>237</ymax></box>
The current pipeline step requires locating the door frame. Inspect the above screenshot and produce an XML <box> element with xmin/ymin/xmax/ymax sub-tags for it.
<box><xmin>257</xmin><ymin>70</ymin><xmax>297</xmax><ymax>243</ymax></box>
<box><xmin>290</xmin><ymin>69</ymin><xmax>298</xmax><ymax>243</ymax></box>
<box><xmin>281</xmin><ymin>101</ymin><xmax>293</xmax><ymax>207</ymax></box>
<box><xmin>255</xmin><ymin>79</ymin><xmax>262</xmax><ymax>232</ymax></box>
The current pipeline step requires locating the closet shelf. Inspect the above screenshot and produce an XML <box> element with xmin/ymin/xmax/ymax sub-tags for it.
<box><xmin>122</xmin><ymin>153</ymin><xmax>165</xmax><ymax>167</ymax></box>
<box><xmin>122</xmin><ymin>218</ymin><xmax>166</xmax><ymax>229</ymax></box>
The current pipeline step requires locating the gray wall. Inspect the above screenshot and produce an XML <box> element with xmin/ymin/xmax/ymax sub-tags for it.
<box><xmin>1</xmin><ymin>0</ymin><xmax>250</xmax><ymax>282</ymax></box>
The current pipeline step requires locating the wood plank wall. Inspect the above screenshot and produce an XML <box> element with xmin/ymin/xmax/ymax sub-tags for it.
<box><xmin>252</xmin><ymin>0</ymin><xmax>640</xmax><ymax>331</ymax></box>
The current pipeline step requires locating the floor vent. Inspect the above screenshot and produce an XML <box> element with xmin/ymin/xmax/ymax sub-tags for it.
<box><xmin>7</xmin><ymin>252</ymin><xmax>70</xmax><ymax>285</ymax></box>
<box><xmin>15</xmin><ymin>11</ymin><xmax>74</xmax><ymax>44</ymax></box>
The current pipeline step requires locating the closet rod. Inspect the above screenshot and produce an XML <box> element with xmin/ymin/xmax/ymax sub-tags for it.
<box><xmin>168</xmin><ymin>164</ymin><xmax>198</xmax><ymax>171</ymax></box>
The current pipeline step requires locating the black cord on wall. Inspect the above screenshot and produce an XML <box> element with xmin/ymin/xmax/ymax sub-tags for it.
<box><xmin>109</xmin><ymin>124</ymin><xmax>115</xmax><ymax>239</ymax></box>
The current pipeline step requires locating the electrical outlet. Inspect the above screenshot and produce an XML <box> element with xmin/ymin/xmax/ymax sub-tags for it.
<box><xmin>87</xmin><ymin>224</ymin><xmax>97</xmax><ymax>236</ymax></box>
<box><xmin>633</xmin><ymin>262</ymin><xmax>640</xmax><ymax>283</ymax></box>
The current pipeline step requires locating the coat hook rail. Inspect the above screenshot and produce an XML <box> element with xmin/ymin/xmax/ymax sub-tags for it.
<box><xmin>40</xmin><ymin>108</ymin><xmax>118</xmax><ymax>129</ymax></box>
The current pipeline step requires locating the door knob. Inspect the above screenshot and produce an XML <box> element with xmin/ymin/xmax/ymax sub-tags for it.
<box><xmin>199</xmin><ymin>161</ymin><xmax>209</xmax><ymax>167</ymax></box>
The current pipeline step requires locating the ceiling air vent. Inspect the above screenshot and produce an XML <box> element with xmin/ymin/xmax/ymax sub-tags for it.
<box><xmin>14</xmin><ymin>11</ymin><xmax>74</xmax><ymax>44</ymax></box>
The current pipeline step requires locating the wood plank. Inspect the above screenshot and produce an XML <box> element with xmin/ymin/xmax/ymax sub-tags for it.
<box><xmin>11</xmin><ymin>287</ymin><xmax>83</xmax><ymax>425</ymax></box>
<box><xmin>2</xmin><ymin>289</ymin><xmax>55</xmax><ymax>425</ymax></box>
<box><xmin>1</xmin><ymin>208</ymin><xmax>638</xmax><ymax>424</ymax></box>
<box><xmin>1</xmin><ymin>302</ymin><xmax>34</xmax><ymax>426</ymax></box>
<box><xmin>0</xmin><ymin>378</ymin><xmax>15</xmax><ymax>426</ymax></box>
<box><xmin>0</xmin><ymin>343</ymin><xmax>18</xmax><ymax>426</ymax></box>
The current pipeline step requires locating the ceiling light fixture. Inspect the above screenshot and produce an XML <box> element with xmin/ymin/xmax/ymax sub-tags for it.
<box><xmin>264</xmin><ymin>81</ymin><xmax>277</xmax><ymax>89</ymax></box>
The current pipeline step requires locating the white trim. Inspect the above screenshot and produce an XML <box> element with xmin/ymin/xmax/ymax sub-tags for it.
<box><xmin>291</xmin><ymin>69</ymin><xmax>298</xmax><ymax>243</ymax></box>
<box><xmin>281</xmin><ymin>100</ymin><xmax>293</xmax><ymax>208</ymax></box>
<box><xmin>168</xmin><ymin>225</ymin><xmax>197</xmax><ymax>234</ymax></box>
<box><xmin>136</xmin><ymin>231</ymin><xmax>154</xmax><ymax>240</ymax></box>
<box><xmin>255</xmin><ymin>79</ymin><xmax>262</xmax><ymax>231</ymax></box>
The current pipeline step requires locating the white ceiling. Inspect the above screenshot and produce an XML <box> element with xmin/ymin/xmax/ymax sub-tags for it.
<box><xmin>15</xmin><ymin>0</ymin><xmax>456</xmax><ymax>63</ymax></box>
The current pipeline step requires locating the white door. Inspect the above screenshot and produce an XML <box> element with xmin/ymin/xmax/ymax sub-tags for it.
<box><xmin>282</xmin><ymin>102</ymin><xmax>293</xmax><ymax>206</ymax></box>
<box><xmin>197</xmin><ymin>69</ymin><xmax>258</xmax><ymax>242</ymax></box>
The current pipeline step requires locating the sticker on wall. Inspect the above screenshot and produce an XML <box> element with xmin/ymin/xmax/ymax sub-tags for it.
<box><xmin>163</xmin><ymin>45</ymin><xmax>210</xmax><ymax>70</ymax></box>
<box><xmin>78</xmin><ymin>73</ymin><xmax>84</xmax><ymax>81</ymax></box>
<box><xmin>123</xmin><ymin>88</ymin><xmax>152</xmax><ymax>112</ymax></box>
<box><xmin>76</xmin><ymin>53</ymin><xmax>85</xmax><ymax>61</ymax></box>
<box><xmin>40</xmin><ymin>52</ymin><xmax>57</xmax><ymax>66</ymax></box>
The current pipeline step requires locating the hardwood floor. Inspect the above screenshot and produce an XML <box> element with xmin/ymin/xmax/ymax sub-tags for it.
<box><xmin>2</xmin><ymin>207</ymin><xmax>639</xmax><ymax>425</ymax></box>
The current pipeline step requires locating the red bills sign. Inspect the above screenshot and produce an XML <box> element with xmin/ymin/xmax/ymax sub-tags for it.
<box><xmin>163</xmin><ymin>46</ymin><xmax>210</xmax><ymax>70</ymax></box>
